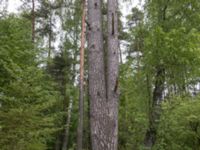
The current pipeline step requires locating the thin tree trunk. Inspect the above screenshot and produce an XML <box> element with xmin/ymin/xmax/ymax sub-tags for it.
<box><xmin>31</xmin><ymin>0</ymin><xmax>35</xmax><ymax>43</ymax></box>
<box><xmin>62</xmin><ymin>97</ymin><xmax>73</xmax><ymax>150</ymax></box>
<box><xmin>87</xmin><ymin>0</ymin><xmax>108</xmax><ymax>149</ymax></box>
<box><xmin>48</xmin><ymin>5</ymin><xmax>52</xmax><ymax>60</ymax></box>
<box><xmin>77</xmin><ymin>0</ymin><xmax>86</xmax><ymax>149</ymax></box>
<box><xmin>107</xmin><ymin>0</ymin><xmax>119</xmax><ymax>149</ymax></box>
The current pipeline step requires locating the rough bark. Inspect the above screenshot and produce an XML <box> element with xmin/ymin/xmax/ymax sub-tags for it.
<box><xmin>88</xmin><ymin>0</ymin><xmax>108</xmax><ymax>149</ymax></box>
<box><xmin>106</xmin><ymin>0</ymin><xmax>119</xmax><ymax>149</ymax></box>
<box><xmin>88</xmin><ymin>0</ymin><xmax>119</xmax><ymax>149</ymax></box>
<box><xmin>77</xmin><ymin>0</ymin><xmax>86</xmax><ymax>149</ymax></box>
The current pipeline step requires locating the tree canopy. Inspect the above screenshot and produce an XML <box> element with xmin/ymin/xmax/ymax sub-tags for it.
<box><xmin>1</xmin><ymin>0</ymin><xmax>200</xmax><ymax>150</ymax></box>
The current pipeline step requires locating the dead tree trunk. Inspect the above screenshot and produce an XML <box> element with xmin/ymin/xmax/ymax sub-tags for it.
<box><xmin>77</xmin><ymin>0</ymin><xmax>86</xmax><ymax>149</ymax></box>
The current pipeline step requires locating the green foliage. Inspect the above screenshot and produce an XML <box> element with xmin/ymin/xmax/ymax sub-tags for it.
<box><xmin>2</xmin><ymin>1</ymin><xmax>200</xmax><ymax>150</ymax></box>
<box><xmin>0</xmin><ymin>16</ymin><xmax>59</xmax><ymax>150</ymax></box>
<box><xmin>143</xmin><ymin>26</ymin><xmax>200</xmax><ymax>89</ymax></box>
<box><xmin>119</xmin><ymin>63</ymin><xmax>149</xmax><ymax>150</ymax></box>
<box><xmin>154</xmin><ymin>96</ymin><xmax>200</xmax><ymax>150</ymax></box>
<box><xmin>123</xmin><ymin>0</ymin><xmax>200</xmax><ymax>149</ymax></box>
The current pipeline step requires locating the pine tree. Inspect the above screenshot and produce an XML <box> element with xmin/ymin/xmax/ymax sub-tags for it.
<box><xmin>88</xmin><ymin>0</ymin><xmax>119</xmax><ymax>149</ymax></box>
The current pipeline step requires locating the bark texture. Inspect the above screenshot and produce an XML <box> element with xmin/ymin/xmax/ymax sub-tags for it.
<box><xmin>77</xmin><ymin>0</ymin><xmax>86</xmax><ymax>149</ymax></box>
<box><xmin>88</xmin><ymin>0</ymin><xmax>119</xmax><ymax>149</ymax></box>
<box><xmin>88</xmin><ymin>0</ymin><xmax>107</xmax><ymax>149</ymax></box>
<box><xmin>106</xmin><ymin>0</ymin><xmax>119</xmax><ymax>149</ymax></box>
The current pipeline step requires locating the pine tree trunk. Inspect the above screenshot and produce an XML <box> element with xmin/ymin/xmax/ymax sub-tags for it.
<box><xmin>107</xmin><ymin>0</ymin><xmax>119</xmax><ymax>149</ymax></box>
<box><xmin>87</xmin><ymin>0</ymin><xmax>107</xmax><ymax>149</ymax></box>
<box><xmin>88</xmin><ymin>0</ymin><xmax>119</xmax><ymax>149</ymax></box>
<box><xmin>77</xmin><ymin>0</ymin><xmax>86</xmax><ymax>149</ymax></box>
